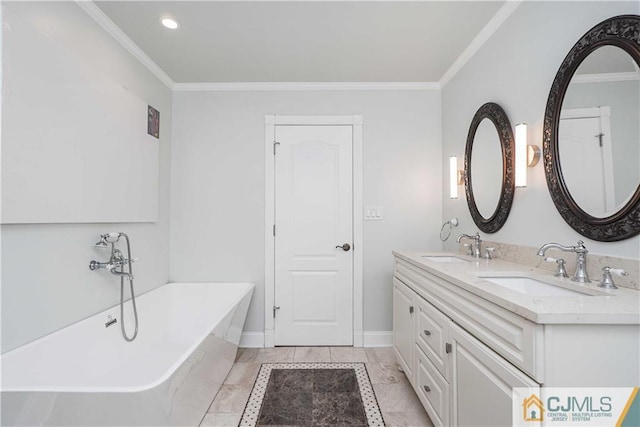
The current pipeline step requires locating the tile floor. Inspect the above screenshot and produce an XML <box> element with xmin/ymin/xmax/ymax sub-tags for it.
<box><xmin>199</xmin><ymin>347</ymin><xmax>433</xmax><ymax>427</ymax></box>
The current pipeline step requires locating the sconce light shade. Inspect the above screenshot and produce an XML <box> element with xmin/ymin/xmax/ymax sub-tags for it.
<box><xmin>515</xmin><ymin>123</ymin><xmax>528</xmax><ymax>187</ymax></box>
<box><xmin>450</xmin><ymin>156</ymin><xmax>458</xmax><ymax>199</ymax></box>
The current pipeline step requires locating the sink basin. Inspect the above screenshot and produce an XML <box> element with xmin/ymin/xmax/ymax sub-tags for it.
<box><xmin>480</xmin><ymin>276</ymin><xmax>592</xmax><ymax>297</ymax></box>
<box><xmin>422</xmin><ymin>256</ymin><xmax>468</xmax><ymax>263</ymax></box>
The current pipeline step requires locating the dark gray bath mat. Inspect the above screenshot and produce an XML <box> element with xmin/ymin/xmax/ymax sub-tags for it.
<box><xmin>239</xmin><ymin>362</ymin><xmax>385</xmax><ymax>426</ymax></box>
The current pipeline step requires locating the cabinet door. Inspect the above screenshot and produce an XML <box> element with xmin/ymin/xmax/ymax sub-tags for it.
<box><xmin>393</xmin><ymin>278</ymin><xmax>414</xmax><ymax>382</ymax></box>
<box><xmin>450</xmin><ymin>323</ymin><xmax>539</xmax><ymax>427</ymax></box>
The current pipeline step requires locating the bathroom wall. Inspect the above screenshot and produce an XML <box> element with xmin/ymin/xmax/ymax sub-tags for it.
<box><xmin>170</xmin><ymin>90</ymin><xmax>442</xmax><ymax>341</ymax></box>
<box><xmin>1</xmin><ymin>2</ymin><xmax>172</xmax><ymax>352</ymax></box>
<box><xmin>442</xmin><ymin>1</ymin><xmax>640</xmax><ymax>260</ymax></box>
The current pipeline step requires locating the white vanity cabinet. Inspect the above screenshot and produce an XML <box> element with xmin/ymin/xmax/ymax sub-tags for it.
<box><xmin>392</xmin><ymin>253</ymin><xmax>640</xmax><ymax>427</ymax></box>
<box><xmin>395</xmin><ymin>277</ymin><xmax>537</xmax><ymax>427</ymax></box>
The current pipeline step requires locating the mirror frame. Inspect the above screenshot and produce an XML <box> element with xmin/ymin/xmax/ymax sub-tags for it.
<box><xmin>543</xmin><ymin>15</ymin><xmax>640</xmax><ymax>242</ymax></box>
<box><xmin>464</xmin><ymin>102</ymin><xmax>515</xmax><ymax>233</ymax></box>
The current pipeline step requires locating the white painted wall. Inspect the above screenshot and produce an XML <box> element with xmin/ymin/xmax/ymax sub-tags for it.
<box><xmin>1</xmin><ymin>2</ymin><xmax>172</xmax><ymax>352</ymax></box>
<box><xmin>442</xmin><ymin>1</ymin><xmax>640</xmax><ymax>259</ymax></box>
<box><xmin>171</xmin><ymin>90</ymin><xmax>442</xmax><ymax>335</ymax></box>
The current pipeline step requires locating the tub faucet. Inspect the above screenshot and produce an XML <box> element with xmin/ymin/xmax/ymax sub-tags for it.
<box><xmin>109</xmin><ymin>268</ymin><xmax>134</xmax><ymax>281</ymax></box>
<box><xmin>457</xmin><ymin>232</ymin><xmax>482</xmax><ymax>258</ymax></box>
<box><xmin>536</xmin><ymin>240</ymin><xmax>590</xmax><ymax>283</ymax></box>
<box><xmin>90</xmin><ymin>249</ymin><xmax>135</xmax><ymax>280</ymax></box>
<box><xmin>89</xmin><ymin>261</ymin><xmax>134</xmax><ymax>280</ymax></box>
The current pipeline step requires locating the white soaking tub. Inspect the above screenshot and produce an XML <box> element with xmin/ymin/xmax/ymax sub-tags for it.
<box><xmin>1</xmin><ymin>282</ymin><xmax>254</xmax><ymax>426</ymax></box>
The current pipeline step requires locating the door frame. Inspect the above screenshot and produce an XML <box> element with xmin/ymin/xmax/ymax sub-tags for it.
<box><xmin>264</xmin><ymin>114</ymin><xmax>363</xmax><ymax>347</ymax></box>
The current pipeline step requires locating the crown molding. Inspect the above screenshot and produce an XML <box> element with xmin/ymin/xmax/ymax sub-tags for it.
<box><xmin>173</xmin><ymin>81</ymin><xmax>440</xmax><ymax>91</ymax></box>
<box><xmin>439</xmin><ymin>0</ymin><xmax>521</xmax><ymax>89</ymax></box>
<box><xmin>571</xmin><ymin>71</ymin><xmax>640</xmax><ymax>84</ymax></box>
<box><xmin>76</xmin><ymin>1</ymin><xmax>175</xmax><ymax>89</ymax></box>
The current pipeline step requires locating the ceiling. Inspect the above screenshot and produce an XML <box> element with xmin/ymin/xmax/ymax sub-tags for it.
<box><xmin>95</xmin><ymin>1</ymin><xmax>505</xmax><ymax>84</ymax></box>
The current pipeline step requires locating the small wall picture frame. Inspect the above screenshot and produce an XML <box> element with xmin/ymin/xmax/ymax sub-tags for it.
<box><xmin>147</xmin><ymin>105</ymin><xmax>160</xmax><ymax>139</ymax></box>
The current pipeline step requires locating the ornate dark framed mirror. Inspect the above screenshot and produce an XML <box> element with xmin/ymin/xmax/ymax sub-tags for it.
<box><xmin>543</xmin><ymin>15</ymin><xmax>640</xmax><ymax>242</ymax></box>
<box><xmin>464</xmin><ymin>102</ymin><xmax>515</xmax><ymax>233</ymax></box>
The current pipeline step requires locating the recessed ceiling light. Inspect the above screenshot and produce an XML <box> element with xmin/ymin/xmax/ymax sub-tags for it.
<box><xmin>160</xmin><ymin>17</ymin><xmax>179</xmax><ymax>30</ymax></box>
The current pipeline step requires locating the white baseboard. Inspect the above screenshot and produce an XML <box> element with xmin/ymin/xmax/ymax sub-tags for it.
<box><xmin>240</xmin><ymin>330</ymin><xmax>392</xmax><ymax>348</ymax></box>
<box><xmin>239</xmin><ymin>332</ymin><xmax>265</xmax><ymax>348</ymax></box>
<box><xmin>363</xmin><ymin>331</ymin><xmax>393</xmax><ymax>347</ymax></box>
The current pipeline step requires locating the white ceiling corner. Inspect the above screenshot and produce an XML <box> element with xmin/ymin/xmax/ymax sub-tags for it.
<box><xmin>438</xmin><ymin>0</ymin><xmax>521</xmax><ymax>88</ymax></box>
<box><xmin>76</xmin><ymin>0</ymin><xmax>175</xmax><ymax>89</ymax></box>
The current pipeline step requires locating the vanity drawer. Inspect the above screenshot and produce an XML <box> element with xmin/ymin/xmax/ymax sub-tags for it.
<box><xmin>416</xmin><ymin>297</ymin><xmax>450</xmax><ymax>380</ymax></box>
<box><xmin>416</xmin><ymin>345</ymin><xmax>450</xmax><ymax>427</ymax></box>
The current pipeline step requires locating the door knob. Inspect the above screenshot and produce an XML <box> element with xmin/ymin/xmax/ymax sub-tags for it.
<box><xmin>336</xmin><ymin>243</ymin><xmax>351</xmax><ymax>252</ymax></box>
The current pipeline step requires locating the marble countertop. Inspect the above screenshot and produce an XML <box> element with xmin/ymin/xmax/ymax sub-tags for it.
<box><xmin>393</xmin><ymin>251</ymin><xmax>640</xmax><ymax>325</ymax></box>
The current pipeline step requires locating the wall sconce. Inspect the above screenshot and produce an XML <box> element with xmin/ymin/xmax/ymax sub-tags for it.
<box><xmin>514</xmin><ymin>123</ymin><xmax>541</xmax><ymax>188</ymax></box>
<box><xmin>450</xmin><ymin>156</ymin><xmax>461</xmax><ymax>199</ymax></box>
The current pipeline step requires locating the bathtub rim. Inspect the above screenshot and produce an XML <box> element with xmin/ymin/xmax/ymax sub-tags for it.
<box><xmin>1</xmin><ymin>281</ymin><xmax>254</xmax><ymax>393</ymax></box>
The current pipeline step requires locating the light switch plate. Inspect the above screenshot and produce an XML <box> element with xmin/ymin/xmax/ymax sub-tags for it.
<box><xmin>364</xmin><ymin>206</ymin><xmax>383</xmax><ymax>220</ymax></box>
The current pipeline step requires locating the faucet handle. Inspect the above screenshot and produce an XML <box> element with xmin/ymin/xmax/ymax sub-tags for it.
<box><xmin>89</xmin><ymin>260</ymin><xmax>107</xmax><ymax>271</ymax></box>
<box><xmin>598</xmin><ymin>267</ymin><xmax>624</xmax><ymax>289</ymax></box>
<box><xmin>544</xmin><ymin>257</ymin><xmax>569</xmax><ymax>278</ymax></box>
<box><xmin>598</xmin><ymin>266</ymin><xmax>627</xmax><ymax>289</ymax></box>
<box><xmin>463</xmin><ymin>243</ymin><xmax>474</xmax><ymax>256</ymax></box>
<box><xmin>609</xmin><ymin>268</ymin><xmax>628</xmax><ymax>277</ymax></box>
<box><xmin>483</xmin><ymin>247</ymin><xmax>495</xmax><ymax>260</ymax></box>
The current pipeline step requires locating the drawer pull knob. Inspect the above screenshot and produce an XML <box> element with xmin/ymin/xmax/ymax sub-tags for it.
<box><xmin>423</xmin><ymin>385</ymin><xmax>431</xmax><ymax>393</ymax></box>
<box><xmin>424</xmin><ymin>330</ymin><xmax>431</xmax><ymax>336</ymax></box>
<box><xmin>446</xmin><ymin>342</ymin><xmax>452</xmax><ymax>353</ymax></box>
<box><xmin>409</xmin><ymin>306</ymin><xmax>414</xmax><ymax>314</ymax></box>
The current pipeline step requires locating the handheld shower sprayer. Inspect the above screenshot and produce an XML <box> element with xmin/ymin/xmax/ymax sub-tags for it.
<box><xmin>94</xmin><ymin>232</ymin><xmax>122</xmax><ymax>248</ymax></box>
<box><xmin>89</xmin><ymin>232</ymin><xmax>139</xmax><ymax>342</ymax></box>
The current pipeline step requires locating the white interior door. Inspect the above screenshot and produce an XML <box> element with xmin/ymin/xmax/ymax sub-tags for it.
<box><xmin>559</xmin><ymin>108</ymin><xmax>615</xmax><ymax>216</ymax></box>
<box><xmin>274</xmin><ymin>125</ymin><xmax>353</xmax><ymax>346</ymax></box>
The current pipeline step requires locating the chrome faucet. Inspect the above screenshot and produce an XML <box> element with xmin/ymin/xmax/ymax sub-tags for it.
<box><xmin>90</xmin><ymin>235</ymin><xmax>136</xmax><ymax>280</ymax></box>
<box><xmin>457</xmin><ymin>232</ymin><xmax>482</xmax><ymax>258</ymax></box>
<box><xmin>89</xmin><ymin>232</ymin><xmax>140</xmax><ymax>342</ymax></box>
<box><xmin>536</xmin><ymin>240</ymin><xmax>590</xmax><ymax>283</ymax></box>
